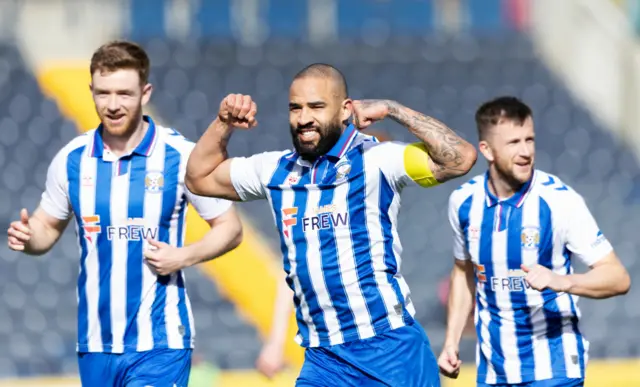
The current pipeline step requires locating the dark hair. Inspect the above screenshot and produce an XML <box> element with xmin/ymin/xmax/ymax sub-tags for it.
<box><xmin>475</xmin><ymin>96</ymin><xmax>532</xmax><ymax>140</ymax></box>
<box><xmin>293</xmin><ymin>63</ymin><xmax>348</xmax><ymax>99</ymax></box>
<box><xmin>90</xmin><ymin>40</ymin><xmax>150</xmax><ymax>85</ymax></box>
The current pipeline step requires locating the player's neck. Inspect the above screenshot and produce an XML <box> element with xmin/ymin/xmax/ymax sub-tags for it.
<box><xmin>102</xmin><ymin>118</ymin><xmax>148</xmax><ymax>157</ymax></box>
<box><xmin>487</xmin><ymin>168</ymin><xmax>522</xmax><ymax>200</ymax></box>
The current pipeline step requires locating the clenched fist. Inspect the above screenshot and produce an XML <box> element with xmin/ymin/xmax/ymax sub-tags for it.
<box><xmin>352</xmin><ymin>99</ymin><xmax>391</xmax><ymax>130</ymax></box>
<box><xmin>438</xmin><ymin>344</ymin><xmax>462</xmax><ymax>379</ymax></box>
<box><xmin>7</xmin><ymin>208</ymin><xmax>31</xmax><ymax>251</ymax></box>
<box><xmin>143</xmin><ymin>238</ymin><xmax>187</xmax><ymax>276</ymax></box>
<box><xmin>218</xmin><ymin>94</ymin><xmax>258</xmax><ymax>129</ymax></box>
<box><xmin>521</xmin><ymin>264</ymin><xmax>572</xmax><ymax>293</ymax></box>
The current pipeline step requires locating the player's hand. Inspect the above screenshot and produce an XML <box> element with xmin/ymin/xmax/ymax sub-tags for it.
<box><xmin>218</xmin><ymin>94</ymin><xmax>258</xmax><ymax>129</ymax></box>
<box><xmin>255</xmin><ymin>341</ymin><xmax>285</xmax><ymax>379</ymax></box>
<box><xmin>7</xmin><ymin>209</ymin><xmax>32</xmax><ymax>251</ymax></box>
<box><xmin>144</xmin><ymin>239</ymin><xmax>187</xmax><ymax>276</ymax></box>
<box><xmin>352</xmin><ymin>99</ymin><xmax>390</xmax><ymax>130</ymax></box>
<box><xmin>521</xmin><ymin>264</ymin><xmax>572</xmax><ymax>293</ymax></box>
<box><xmin>438</xmin><ymin>344</ymin><xmax>462</xmax><ymax>379</ymax></box>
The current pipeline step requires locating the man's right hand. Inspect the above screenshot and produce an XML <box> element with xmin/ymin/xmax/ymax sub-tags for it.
<box><xmin>7</xmin><ymin>208</ymin><xmax>32</xmax><ymax>251</ymax></box>
<box><xmin>438</xmin><ymin>344</ymin><xmax>462</xmax><ymax>379</ymax></box>
<box><xmin>218</xmin><ymin>94</ymin><xmax>258</xmax><ymax>129</ymax></box>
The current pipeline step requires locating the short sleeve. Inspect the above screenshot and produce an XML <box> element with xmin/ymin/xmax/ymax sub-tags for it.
<box><xmin>565</xmin><ymin>195</ymin><xmax>613</xmax><ymax>266</ymax></box>
<box><xmin>229</xmin><ymin>153</ymin><xmax>270</xmax><ymax>201</ymax></box>
<box><xmin>185</xmin><ymin>187</ymin><xmax>233</xmax><ymax>220</ymax></box>
<box><xmin>39</xmin><ymin>150</ymin><xmax>71</xmax><ymax>220</ymax></box>
<box><xmin>449</xmin><ymin>193</ymin><xmax>470</xmax><ymax>261</ymax></box>
<box><xmin>369</xmin><ymin>141</ymin><xmax>439</xmax><ymax>190</ymax></box>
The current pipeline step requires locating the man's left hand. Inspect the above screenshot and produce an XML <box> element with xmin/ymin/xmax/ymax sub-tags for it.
<box><xmin>144</xmin><ymin>239</ymin><xmax>188</xmax><ymax>276</ymax></box>
<box><xmin>521</xmin><ymin>264</ymin><xmax>572</xmax><ymax>293</ymax></box>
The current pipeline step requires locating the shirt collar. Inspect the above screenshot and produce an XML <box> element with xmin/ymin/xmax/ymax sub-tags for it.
<box><xmin>326</xmin><ymin>124</ymin><xmax>358</xmax><ymax>160</ymax></box>
<box><xmin>285</xmin><ymin>151</ymin><xmax>308</xmax><ymax>167</ymax></box>
<box><xmin>91</xmin><ymin>115</ymin><xmax>158</xmax><ymax>158</ymax></box>
<box><xmin>484</xmin><ymin>170</ymin><xmax>536</xmax><ymax>208</ymax></box>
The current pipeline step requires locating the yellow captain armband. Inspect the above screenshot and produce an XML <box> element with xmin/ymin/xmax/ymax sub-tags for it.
<box><xmin>403</xmin><ymin>143</ymin><xmax>440</xmax><ymax>188</ymax></box>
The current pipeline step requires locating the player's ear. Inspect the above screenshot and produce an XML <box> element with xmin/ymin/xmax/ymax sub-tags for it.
<box><xmin>478</xmin><ymin>140</ymin><xmax>494</xmax><ymax>162</ymax></box>
<box><xmin>141</xmin><ymin>83</ymin><xmax>153</xmax><ymax>106</ymax></box>
<box><xmin>341</xmin><ymin>98</ymin><xmax>353</xmax><ymax>123</ymax></box>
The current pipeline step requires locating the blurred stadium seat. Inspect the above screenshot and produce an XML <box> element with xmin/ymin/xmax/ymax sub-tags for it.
<box><xmin>0</xmin><ymin>0</ymin><xmax>639</xmax><ymax>385</ymax></box>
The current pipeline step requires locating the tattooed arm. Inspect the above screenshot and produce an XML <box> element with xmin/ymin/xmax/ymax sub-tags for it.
<box><xmin>353</xmin><ymin>99</ymin><xmax>477</xmax><ymax>183</ymax></box>
<box><xmin>186</xmin><ymin>94</ymin><xmax>257</xmax><ymax>201</ymax></box>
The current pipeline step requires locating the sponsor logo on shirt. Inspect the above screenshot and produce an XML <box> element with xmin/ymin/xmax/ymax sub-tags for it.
<box><xmin>475</xmin><ymin>263</ymin><xmax>487</xmax><ymax>282</ymax></box>
<box><xmin>302</xmin><ymin>210</ymin><xmax>348</xmax><ymax>232</ymax></box>
<box><xmin>106</xmin><ymin>218</ymin><xmax>158</xmax><ymax>241</ymax></box>
<box><xmin>281</xmin><ymin>205</ymin><xmax>349</xmax><ymax>237</ymax></box>
<box><xmin>476</xmin><ymin>263</ymin><xmax>534</xmax><ymax>292</ymax></box>
<box><xmin>490</xmin><ymin>269</ymin><xmax>533</xmax><ymax>292</ymax></box>
<box><xmin>81</xmin><ymin>215</ymin><xmax>101</xmax><ymax>243</ymax></box>
<box><xmin>282</xmin><ymin>207</ymin><xmax>298</xmax><ymax>238</ymax></box>
<box><xmin>82</xmin><ymin>215</ymin><xmax>158</xmax><ymax>242</ymax></box>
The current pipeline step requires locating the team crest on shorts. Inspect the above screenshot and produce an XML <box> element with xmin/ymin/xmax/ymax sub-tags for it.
<box><xmin>521</xmin><ymin>226</ymin><xmax>540</xmax><ymax>250</ymax></box>
<box><xmin>145</xmin><ymin>171</ymin><xmax>164</xmax><ymax>193</ymax></box>
<box><xmin>334</xmin><ymin>161</ymin><xmax>352</xmax><ymax>184</ymax></box>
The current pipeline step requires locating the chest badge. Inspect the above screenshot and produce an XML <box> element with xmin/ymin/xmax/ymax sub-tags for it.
<box><xmin>334</xmin><ymin>161</ymin><xmax>352</xmax><ymax>184</ymax></box>
<box><xmin>521</xmin><ymin>226</ymin><xmax>540</xmax><ymax>250</ymax></box>
<box><xmin>145</xmin><ymin>171</ymin><xmax>164</xmax><ymax>193</ymax></box>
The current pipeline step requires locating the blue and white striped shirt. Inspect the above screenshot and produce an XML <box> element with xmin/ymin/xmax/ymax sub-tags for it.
<box><xmin>40</xmin><ymin>116</ymin><xmax>232</xmax><ymax>353</ymax></box>
<box><xmin>449</xmin><ymin>170</ymin><xmax>613</xmax><ymax>384</ymax></box>
<box><xmin>229</xmin><ymin>125</ymin><xmax>426</xmax><ymax>347</ymax></box>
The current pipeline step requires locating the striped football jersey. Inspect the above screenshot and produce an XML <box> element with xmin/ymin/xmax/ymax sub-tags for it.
<box><xmin>40</xmin><ymin>116</ymin><xmax>232</xmax><ymax>353</ymax></box>
<box><xmin>449</xmin><ymin>170</ymin><xmax>613</xmax><ymax>384</ymax></box>
<box><xmin>229</xmin><ymin>124</ymin><xmax>438</xmax><ymax>347</ymax></box>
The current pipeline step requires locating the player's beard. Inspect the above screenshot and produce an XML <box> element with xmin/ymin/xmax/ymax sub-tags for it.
<box><xmin>494</xmin><ymin>157</ymin><xmax>533</xmax><ymax>190</ymax></box>
<box><xmin>98</xmin><ymin>104</ymin><xmax>143</xmax><ymax>139</ymax></box>
<box><xmin>290</xmin><ymin>117</ymin><xmax>342</xmax><ymax>162</ymax></box>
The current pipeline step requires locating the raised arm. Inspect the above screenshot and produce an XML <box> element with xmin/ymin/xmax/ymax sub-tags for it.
<box><xmin>352</xmin><ymin>100</ymin><xmax>477</xmax><ymax>183</ymax></box>
<box><xmin>185</xmin><ymin>94</ymin><xmax>258</xmax><ymax>201</ymax></box>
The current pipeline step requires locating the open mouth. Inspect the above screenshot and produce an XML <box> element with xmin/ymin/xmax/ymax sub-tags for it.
<box><xmin>106</xmin><ymin>114</ymin><xmax>126</xmax><ymax>125</ymax></box>
<box><xmin>297</xmin><ymin>128</ymin><xmax>319</xmax><ymax>142</ymax></box>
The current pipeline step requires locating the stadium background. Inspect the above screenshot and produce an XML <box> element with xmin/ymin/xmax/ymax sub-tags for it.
<box><xmin>0</xmin><ymin>0</ymin><xmax>639</xmax><ymax>385</ymax></box>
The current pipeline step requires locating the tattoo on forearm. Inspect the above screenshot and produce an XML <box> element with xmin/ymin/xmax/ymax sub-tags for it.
<box><xmin>358</xmin><ymin>99</ymin><xmax>470</xmax><ymax>181</ymax></box>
